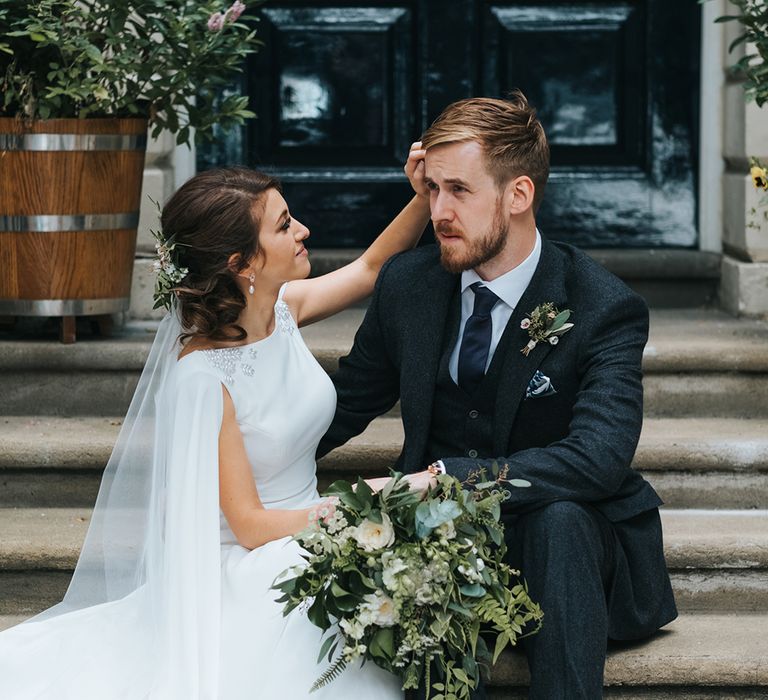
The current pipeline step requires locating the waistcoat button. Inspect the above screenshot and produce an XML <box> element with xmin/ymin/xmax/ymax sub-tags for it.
<box><xmin>468</xmin><ymin>449</ymin><xmax>478</xmax><ymax>458</ymax></box>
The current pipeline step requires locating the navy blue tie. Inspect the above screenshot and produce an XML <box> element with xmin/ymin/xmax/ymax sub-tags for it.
<box><xmin>458</xmin><ymin>282</ymin><xmax>499</xmax><ymax>394</ymax></box>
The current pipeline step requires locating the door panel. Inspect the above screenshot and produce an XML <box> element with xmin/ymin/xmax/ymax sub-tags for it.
<box><xmin>483</xmin><ymin>1</ymin><xmax>699</xmax><ymax>246</ymax></box>
<box><xmin>198</xmin><ymin>0</ymin><xmax>701</xmax><ymax>248</ymax></box>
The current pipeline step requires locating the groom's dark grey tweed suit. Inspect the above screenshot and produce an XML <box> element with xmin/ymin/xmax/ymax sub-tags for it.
<box><xmin>318</xmin><ymin>237</ymin><xmax>678</xmax><ymax>698</ymax></box>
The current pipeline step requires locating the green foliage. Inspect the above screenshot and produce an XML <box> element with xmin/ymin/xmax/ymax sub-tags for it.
<box><xmin>310</xmin><ymin>654</ymin><xmax>348</xmax><ymax>692</ymax></box>
<box><xmin>0</xmin><ymin>0</ymin><xmax>261</xmax><ymax>144</ymax></box>
<box><xmin>711</xmin><ymin>0</ymin><xmax>768</xmax><ymax>107</ymax></box>
<box><xmin>273</xmin><ymin>472</ymin><xmax>544</xmax><ymax>697</ymax></box>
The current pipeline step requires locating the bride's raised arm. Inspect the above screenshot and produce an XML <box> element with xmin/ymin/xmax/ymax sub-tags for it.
<box><xmin>282</xmin><ymin>142</ymin><xmax>430</xmax><ymax>326</ymax></box>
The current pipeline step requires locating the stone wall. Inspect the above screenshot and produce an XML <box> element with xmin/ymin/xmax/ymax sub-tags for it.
<box><xmin>129</xmin><ymin>132</ymin><xmax>195</xmax><ymax>321</ymax></box>
<box><xmin>719</xmin><ymin>9</ymin><xmax>768</xmax><ymax>317</ymax></box>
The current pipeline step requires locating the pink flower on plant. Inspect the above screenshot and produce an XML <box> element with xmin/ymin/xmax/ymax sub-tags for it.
<box><xmin>520</xmin><ymin>318</ymin><xmax>531</xmax><ymax>329</ymax></box>
<box><xmin>207</xmin><ymin>12</ymin><xmax>225</xmax><ymax>31</ymax></box>
<box><xmin>226</xmin><ymin>1</ymin><xmax>246</xmax><ymax>22</ymax></box>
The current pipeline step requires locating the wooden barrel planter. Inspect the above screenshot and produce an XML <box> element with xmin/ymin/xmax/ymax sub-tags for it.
<box><xmin>0</xmin><ymin>118</ymin><xmax>147</xmax><ymax>342</ymax></box>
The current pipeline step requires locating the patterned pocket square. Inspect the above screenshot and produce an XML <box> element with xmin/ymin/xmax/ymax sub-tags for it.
<box><xmin>525</xmin><ymin>370</ymin><xmax>557</xmax><ymax>399</ymax></box>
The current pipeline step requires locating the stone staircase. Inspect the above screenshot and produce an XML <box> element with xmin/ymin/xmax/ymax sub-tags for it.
<box><xmin>1</xmin><ymin>308</ymin><xmax>767</xmax><ymax>698</ymax></box>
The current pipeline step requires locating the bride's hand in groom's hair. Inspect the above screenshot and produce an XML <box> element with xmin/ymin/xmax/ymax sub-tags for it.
<box><xmin>404</xmin><ymin>140</ymin><xmax>428</xmax><ymax>199</ymax></box>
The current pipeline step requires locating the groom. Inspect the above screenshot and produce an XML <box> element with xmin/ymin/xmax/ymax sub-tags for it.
<box><xmin>317</xmin><ymin>92</ymin><xmax>677</xmax><ymax>698</ymax></box>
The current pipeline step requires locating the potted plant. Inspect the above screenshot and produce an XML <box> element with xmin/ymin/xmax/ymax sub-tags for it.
<box><xmin>0</xmin><ymin>0</ymin><xmax>260</xmax><ymax>342</ymax></box>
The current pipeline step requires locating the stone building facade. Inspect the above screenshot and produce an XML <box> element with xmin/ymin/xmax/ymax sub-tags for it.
<box><xmin>129</xmin><ymin>1</ymin><xmax>767</xmax><ymax>320</ymax></box>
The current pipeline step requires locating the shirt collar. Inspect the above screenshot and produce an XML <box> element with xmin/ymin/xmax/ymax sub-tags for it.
<box><xmin>460</xmin><ymin>230</ymin><xmax>542</xmax><ymax>310</ymax></box>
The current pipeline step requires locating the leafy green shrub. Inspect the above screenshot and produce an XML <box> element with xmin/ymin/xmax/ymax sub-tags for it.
<box><xmin>0</xmin><ymin>0</ymin><xmax>261</xmax><ymax>144</ymax></box>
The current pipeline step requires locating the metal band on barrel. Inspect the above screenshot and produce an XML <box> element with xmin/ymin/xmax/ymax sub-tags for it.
<box><xmin>0</xmin><ymin>133</ymin><xmax>147</xmax><ymax>151</ymax></box>
<box><xmin>0</xmin><ymin>212</ymin><xmax>140</xmax><ymax>232</ymax></box>
<box><xmin>0</xmin><ymin>298</ymin><xmax>129</xmax><ymax>316</ymax></box>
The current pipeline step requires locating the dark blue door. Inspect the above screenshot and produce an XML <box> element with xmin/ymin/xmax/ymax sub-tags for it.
<box><xmin>199</xmin><ymin>1</ymin><xmax>701</xmax><ymax>249</ymax></box>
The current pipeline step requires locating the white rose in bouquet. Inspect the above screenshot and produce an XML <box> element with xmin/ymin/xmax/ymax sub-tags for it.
<box><xmin>361</xmin><ymin>590</ymin><xmax>399</xmax><ymax>627</ymax></box>
<box><xmin>354</xmin><ymin>513</ymin><xmax>395</xmax><ymax>552</ymax></box>
<box><xmin>339</xmin><ymin>617</ymin><xmax>367</xmax><ymax>641</ymax></box>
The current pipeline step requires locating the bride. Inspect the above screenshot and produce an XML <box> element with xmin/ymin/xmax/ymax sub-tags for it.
<box><xmin>0</xmin><ymin>145</ymin><xmax>430</xmax><ymax>699</ymax></box>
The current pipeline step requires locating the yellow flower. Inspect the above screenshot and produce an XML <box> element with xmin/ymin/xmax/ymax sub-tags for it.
<box><xmin>751</xmin><ymin>165</ymin><xmax>768</xmax><ymax>191</ymax></box>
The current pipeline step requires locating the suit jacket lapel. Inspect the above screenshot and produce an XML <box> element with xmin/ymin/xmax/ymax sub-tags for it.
<box><xmin>402</xmin><ymin>262</ymin><xmax>459</xmax><ymax>468</ymax></box>
<box><xmin>493</xmin><ymin>237</ymin><xmax>569</xmax><ymax>454</ymax></box>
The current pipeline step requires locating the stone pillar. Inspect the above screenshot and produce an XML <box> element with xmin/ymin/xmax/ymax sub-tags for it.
<box><xmin>129</xmin><ymin>132</ymin><xmax>196</xmax><ymax>320</ymax></box>
<box><xmin>720</xmin><ymin>18</ymin><xmax>768</xmax><ymax>318</ymax></box>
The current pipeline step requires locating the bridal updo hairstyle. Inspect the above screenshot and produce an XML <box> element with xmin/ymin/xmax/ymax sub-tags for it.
<box><xmin>161</xmin><ymin>167</ymin><xmax>281</xmax><ymax>343</ymax></box>
<box><xmin>420</xmin><ymin>90</ymin><xmax>550</xmax><ymax>212</ymax></box>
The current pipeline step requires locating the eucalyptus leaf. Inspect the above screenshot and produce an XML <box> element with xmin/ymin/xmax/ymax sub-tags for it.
<box><xmin>550</xmin><ymin>322</ymin><xmax>574</xmax><ymax>336</ymax></box>
<box><xmin>505</xmin><ymin>478</ymin><xmax>532</xmax><ymax>488</ymax></box>
<box><xmin>317</xmin><ymin>633</ymin><xmax>337</xmax><ymax>664</ymax></box>
<box><xmin>473</xmin><ymin>481</ymin><xmax>498</xmax><ymax>490</ymax></box>
<box><xmin>459</xmin><ymin>583</ymin><xmax>486</xmax><ymax>598</ymax></box>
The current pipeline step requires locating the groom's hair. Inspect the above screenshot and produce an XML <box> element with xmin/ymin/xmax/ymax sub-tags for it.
<box><xmin>421</xmin><ymin>90</ymin><xmax>550</xmax><ymax>211</ymax></box>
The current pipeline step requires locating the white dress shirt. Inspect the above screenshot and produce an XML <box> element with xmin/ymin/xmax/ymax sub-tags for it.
<box><xmin>448</xmin><ymin>231</ymin><xmax>542</xmax><ymax>384</ymax></box>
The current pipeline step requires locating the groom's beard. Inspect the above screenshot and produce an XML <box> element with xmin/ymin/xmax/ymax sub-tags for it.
<box><xmin>436</xmin><ymin>203</ymin><xmax>508</xmax><ymax>274</ymax></box>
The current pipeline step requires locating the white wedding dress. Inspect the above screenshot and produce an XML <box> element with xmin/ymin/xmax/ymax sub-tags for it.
<box><xmin>0</xmin><ymin>285</ymin><xmax>402</xmax><ymax>700</ymax></box>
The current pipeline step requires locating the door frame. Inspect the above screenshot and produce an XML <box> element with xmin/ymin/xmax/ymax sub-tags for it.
<box><xmin>698</xmin><ymin>0</ymin><xmax>725</xmax><ymax>253</ymax></box>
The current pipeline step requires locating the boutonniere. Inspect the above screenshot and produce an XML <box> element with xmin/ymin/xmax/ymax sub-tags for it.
<box><xmin>520</xmin><ymin>302</ymin><xmax>574</xmax><ymax>356</ymax></box>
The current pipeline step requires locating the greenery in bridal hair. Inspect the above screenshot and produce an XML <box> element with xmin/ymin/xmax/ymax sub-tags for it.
<box><xmin>273</xmin><ymin>468</ymin><xmax>542</xmax><ymax>699</ymax></box>
<box><xmin>0</xmin><ymin>0</ymin><xmax>261</xmax><ymax>145</ymax></box>
<box><xmin>520</xmin><ymin>302</ymin><xmax>574</xmax><ymax>356</ymax></box>
<box><xmin>148</xmin><ymin>198</ymin><xmax>188</xmax><ymax>311</ymax></box>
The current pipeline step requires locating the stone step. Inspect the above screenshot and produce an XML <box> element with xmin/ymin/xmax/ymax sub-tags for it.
<box><xmin>0</xmin><ymin>508</ymin><xmax>766</xmax><ymax>615</ymax></box>
<box><xmin>489</xmin><ymin>613</ymin><xmax>768</xmax><ymax>697</ymax></box>
<box><xmin>2</xmin><ymin>416</ymin><xmax>767</xmax><ymax>509</ymax></box>
<box><xmin>1</xmin><ymin>309</ymin><xmax>767</xmax><ymax>417</ymax></box>
<box><xmin>0</xmin><ymin>609</ymin><xmax>764</xmax><ymax>697</ymax></box>
<box><xmin>134</xmin><ymin>248</ymin><xmax>722</xmax><ymax>315</ymax></box>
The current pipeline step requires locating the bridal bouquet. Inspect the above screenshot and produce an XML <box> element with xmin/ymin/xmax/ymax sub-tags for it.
<box><xmin>273</xmin><ymin>469</ymin><xmax>543</xmax><ymax>698</ymax></box>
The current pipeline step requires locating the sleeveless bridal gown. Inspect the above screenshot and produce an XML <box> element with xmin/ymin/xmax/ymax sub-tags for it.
<box><xmin>0</xmin><ymin>285</ymin><xmax>402</xmax><ymax>700</ymax></box>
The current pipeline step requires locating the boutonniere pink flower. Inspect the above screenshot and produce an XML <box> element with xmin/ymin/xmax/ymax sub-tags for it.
<box><xmin>520</xmin><ymin>302</ymin><xmax>574</xmax><ymax>356</ymax></box>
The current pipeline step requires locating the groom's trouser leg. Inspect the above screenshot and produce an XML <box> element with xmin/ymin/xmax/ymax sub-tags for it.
<box><xmin>504</xmin><ymin>501</ymin><xmax>616</xmax><ymax>700</ymax></box>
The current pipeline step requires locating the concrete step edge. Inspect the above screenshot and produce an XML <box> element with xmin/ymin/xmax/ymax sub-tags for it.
<box><xmin>0</xmin><ymin>508</ymin><xmax>766</xmax><ymax>572</ymax></box>
<box><xmin>3</xmin><ymin>416</ymin><xmax>768</xmax><ymax>473</ymax></box>
<box><xmin>2</xmin><ymin>309</ymin><xmax>768</xmax><ymax>373</ymax></box>
<box><xmin>0</xmin><ymin>612</ymin><xmax>765</xmax><ymax>688</ymax></box>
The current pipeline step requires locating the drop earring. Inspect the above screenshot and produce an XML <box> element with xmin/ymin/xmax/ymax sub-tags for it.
<box><xmin>248</xmin><ymin>273</ymin><xmax>255</xmax><ymax>295</ymax></box>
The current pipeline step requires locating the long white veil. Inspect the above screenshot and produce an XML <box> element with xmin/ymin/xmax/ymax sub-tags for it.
<box><xmin>0</xmin><ymin>310</ymin><xmax>225</xmax><ymax>698</ymax></box>
<box><xmin>36</xmin><ymin>312</ymin><xmax>182</xmax><ymax>619</ymax></box>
